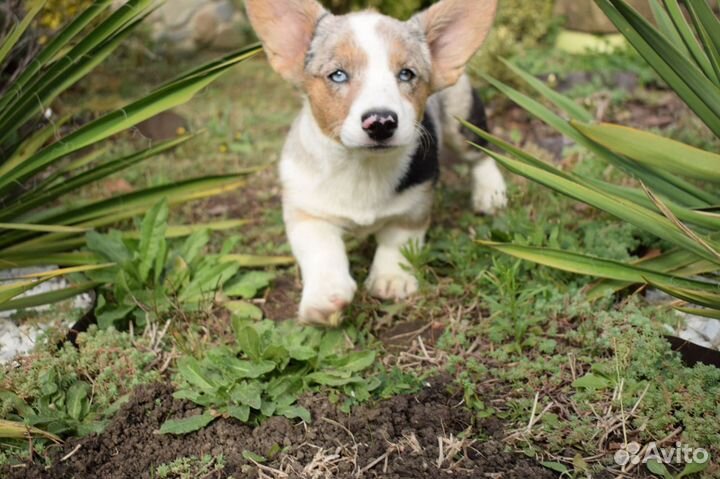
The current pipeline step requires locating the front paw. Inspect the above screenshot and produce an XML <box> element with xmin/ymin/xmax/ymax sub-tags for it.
<box><xmin>473</xmin><ymin>186</ymin><xmax>507</xmax><ymax>216</ymax></box>
<box><xmin>472</xmin><ymin>160</ymin><xmax>508</xmax><ymax>215</ymax></box>
<box><xmin>298</xmin><ymin>275</ymin><xmax>357</xmax><ymax>327</ymax></box>
<box><xmin>366</xmin><ymin>268</ymin><xmax>419</xmax><ymax>301</ymax></box>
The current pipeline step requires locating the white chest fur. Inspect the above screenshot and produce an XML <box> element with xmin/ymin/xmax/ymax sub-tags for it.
<box><xmin>279</xmin><ymin>102</ymin><xmax>434</xmax><ymax>234</ymax></box>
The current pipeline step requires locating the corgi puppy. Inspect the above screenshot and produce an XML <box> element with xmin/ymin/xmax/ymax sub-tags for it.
<box><xmin>246</xmin><ymin>0</ymin><xmax>506</xmax><ymax>325</ymax></box>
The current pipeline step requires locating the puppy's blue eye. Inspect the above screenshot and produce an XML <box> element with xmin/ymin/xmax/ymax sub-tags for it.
<box><xmin>398</xmin><ymin>68</ymin><xmax>416</xmax><ymax>82</ymax></box>
<box><xmin>329</xmin><ymin>70</ymin><xmax>349</xmax><ymax>83</ymax></box>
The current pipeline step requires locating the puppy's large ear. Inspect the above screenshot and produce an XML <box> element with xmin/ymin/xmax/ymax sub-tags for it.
<box><xmin>246</xmin><ymin>0</ymin><xmax>327</xmax><ymax>83</ymax></box>
<box><xmin>413</xmin><ymin>0</ymin><xmax>498</xmax><ymax>91</ymax></box>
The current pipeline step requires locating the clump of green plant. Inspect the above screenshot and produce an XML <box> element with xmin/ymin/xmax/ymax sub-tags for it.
<box><xmin>470</xmin><ymin>0</ymin><xmax>557</xmax><ymax>84</ymax></box>
<box><xmin>0</xmin><ymin>327</ymin><xmax>160</xmax><ymax>463</ymax></box>
<box><xmin>0</xmin><ymin>0</ymin><xmax>260</xmax><ymax>311</ymax></box>
<box><xmin>154</xmin><ymin>454</ymin><xmax>226</xmax><ymax>479</ymax></box>
<box><xmin>160</xmin><ymin>319</ymin><xmax>377</xmax><ymax>434</ymax></box>
<box><xmin>470</xmin><ymin>0</ymin><xmax>720</xmax><ymax>317</ymax></box>
<box><xmin>82</xmin><ymin>200</ymin><xmax>286</xmax><ymax>329</ymax></box>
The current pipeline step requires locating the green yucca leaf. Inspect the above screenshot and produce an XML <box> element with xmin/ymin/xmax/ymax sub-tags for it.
<box><xmin>648</xmin><ymin>0</ymin><xmax>689</xmax><ymax>57</ymax></box>
<box><xmin>572</xmin><ymin>122</ymin><xmax>720</xmax><ymax>183</ymax></box>
<box><xmin>0</xmin><ymin>136</ymin><xmax>194</xmax><ymax>222</ymax></box>
<box><xmin>663</xmin><ymin>0</ymin><xmax>718</xmax><ymax>83</ymax></box>
<box><xmin>499</xmin><ymin>59</ymin><xmax>594</xmax><ymax>122</ymax></box>
<box><xmin>0</xmin><ymin>12</ymin><xmax>152</xmax><ymax>148</ymax></box>
<box><xmin>0</xmin><ymin>175</ymin><xmax>248</xmax><ymax>253</ymax></box>
<box><xmin>0</xmin><ymin>253</ymin><xmax>100</xmax><ymax>269</ymax></box>
<box><xmin>685</xmin><ymin>1</ymin><xmax>720</xmax><ymax>85</ymax></box>
<box><xmin>0</xmin><ymin>0</ymin><xmax>154</xmax><ymax>137</ymax></box>
<box><xmin>483</xmin><ymin>72</ymin><xmax>712</xmax><ymax>206</ymax></box>
<box><xmin>647</xmin><ymin>278</ymin><xmax>720</xmax><ymax>309</ymax></box>
<box><xmin>0</xmin><ymin>279</ymin><xmax>49</xmax><ymax>304</ymax></box>
<box><xmin>0</xmin><ymin>114</ymin><xmax>72</xmax><ymax>174</ymax></box>
<box><xmin>0</xmin><ymin>420</ymin><xmax>62</xmax><ymax>443</ymax></box>
<box><xmin>220</xmin><ymin>255</ymin><xmax>296</xmax><ymax>267</ymax></box>
<box><xmin>595</xmin><ymin>0</ymin><xmax>720</xmax><ymax>136</ymax></box>
<box><xmin>0</xmin><ymin>0</ymin><xmax>113</xmax><ymax>115</ymax></box>
<box><xmin>0</xmin><ymin>282</ymin><xmax>101</xmax><ymax>312</ymax></box>
<box><xmin>478</xmin><ymin>147</ymin><xmax>720</xmax><ymax>264</ymax></box>
<box><xmin>0</xmin><ymin>224</ymin><xmax>89</xmax><ymax>233</ymax></box>
<box><xmin>0</xmin><ymin>0</ymin><xmax>46</xmax><ymax>68</ymax></box>
<box><xmin>689</xmin><ymin>0</ymin><xmax>720</xmax><ymax>57</ymax></box>
<box><xmin>674</xmin><ymin>306</ymin><xmax>720</xmax><ymax>320</ymax></box>
<box><xmin>478</xmin><ymin>241</ymin><xmax>720</xmax><ymax>292</ymax></box>
<box><xmin>0</xmin><ymin>45</ymin><xmax>260</xmax><ymax>193</ymax></box>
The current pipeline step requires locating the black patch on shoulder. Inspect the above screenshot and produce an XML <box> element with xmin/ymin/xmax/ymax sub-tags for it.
<box><xmin>460</xmin><ymin>89</ymin><xmax>489</xmax><ymax>147</ymax></box>
<box><xmin>396</xmin><ymin>113</ymin><xmax>439</xmax><ymax>193</ymax></box>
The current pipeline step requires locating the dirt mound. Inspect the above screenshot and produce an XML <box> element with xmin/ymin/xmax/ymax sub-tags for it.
<box><xmin>10</xmin><ymin>378</ymin><xmax>554</xmax><ymax>479</ymax></box>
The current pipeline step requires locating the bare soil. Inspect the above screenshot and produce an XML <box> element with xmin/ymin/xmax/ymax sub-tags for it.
<box><xmin>9</xmin><ymin>378</ymin><xmax>555</xmax><ymax>479</ymax></box>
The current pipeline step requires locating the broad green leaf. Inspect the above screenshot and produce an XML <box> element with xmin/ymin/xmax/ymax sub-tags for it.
<box><xmin>226</xmin><ymin>301</ymin><xmax>264</xmax><ymax>321</ymax></box>
<box><xmin>478</xmin><ymin>241</ymin><xmax>719</xmax><ymax>291</ymax></box>
<box><xmin>330</xmin><ymin>351</ymin><xmax>376</xmax><ymax>373</ymax></box>
<box><xmin>66</xmin><ymin>382</ymin><xmax>90</xmax><ymax>421</ymax></box>
<box><xmin>235</xmin><ymin>323</ymin><xmax>262</xmax><ymax>360</ymax></box>
<box><xmin>224</xmin><ymin>271</ymin><xmax>276</xmax><ymax>299</ymax></box>
<box><xmin>541</xmin><ymin>462</ymin><xmax>570</xmax><ymax>475</ymax></box>
<box><xmin>678</xmin><ymin>455</ymin><xmax>711</xmax><ymax>478</ymax></box>
<box><xmin>307</xmin><ymin>372</ymin><xmax>362</xmax><ymax>387</ymax></box>
<box><xmin>242</xmin><ymin>450</ymin><xmax>267</xmax><ymax>463</ymax></box>
<box><xmin>158</xmin><ymin>413</ymin><xmax>215</xmax><ymax>435</ymax></box>
<box><xmin>231</xmin><ymin>382</ymin><xmax>263</xmax><ymax>410</ymax></box>
<box><xmin>573</xmin><ymin>373</ymin><xmax>611</xmax><ymax>391</ymax></box>
<box><xmin>177</xmin><ymin>357</ymin><xmax>216</xmax><ymax>391</ymax></box>
<box><xmin>228</xmin><ymin>406</ymin><xmax>251</xmax><ymax>422</ymax></box>
<box><xmin>572</xmin><ymin>122</ymin><xmax>720</xmax><ymax>183</ymax></box>
<box><xmin>646</xmin><ymin>459</ymin><xmax>673</xmax><ymax>479</ymax></box>
<box><xmin>179</xmin><ymin>230</ymin><xmax>211</xmax><ymax>265</ymax></box>
<box><xmin>86</xmin><ymin>230</ymin><xmax>132</xmax><ymax>265</ymax></box>
<box><xmin>225</xmin><ymin>359</ymin><xmax>276</xmax><ymax>379</ymax></box>
<box><xmin>277</xmin><ymin>405</ymin><xmax>311</xmax><ymax>423</ymax></box>
<box><xmin>138</xmin><ymin>200</ymin><xmax>169</xmax><ymax>283</ymax></box>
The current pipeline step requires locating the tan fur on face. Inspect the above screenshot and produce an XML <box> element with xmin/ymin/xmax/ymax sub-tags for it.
<box><xmin>304</xmin><ymin>34</ymin><xmax>367</xmax><ymax>141</ymax></box>
<box><xmin>377</xmin><ymin>19</ymin><xmax>432</xmax><ymax>118</ymax></box>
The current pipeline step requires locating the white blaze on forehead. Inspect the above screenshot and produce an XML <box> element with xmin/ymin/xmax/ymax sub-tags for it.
<box><xmin>339</xmin><ymin>13</ymin><xmax>419</xmax><ymax>148</ymax></box>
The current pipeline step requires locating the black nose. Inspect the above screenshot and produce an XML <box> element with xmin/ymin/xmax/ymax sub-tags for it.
<box><xmin>362</xmin><ymin>110</ymin><xmax>398</xmax><ymax>142</ymax></box>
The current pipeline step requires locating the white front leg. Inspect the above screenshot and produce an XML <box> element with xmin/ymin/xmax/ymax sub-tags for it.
<box><xmin>286</xmin><ymin>216</ymin><xmax>357</xmax><ymax>326</ymax></box>
<box><xmin>366</xmin><ymin>221</ymin><xmax>428</xmax><ymax>301</ymax></box>
<box><xmin>471</xmin><ymin>154</ymin><xmax>507</xmax><ymax>215</ymax></box>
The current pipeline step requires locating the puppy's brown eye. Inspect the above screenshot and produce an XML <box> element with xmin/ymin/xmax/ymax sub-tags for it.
<box><xmin>398</xmin><ymin>68</ymin><xmax>416</xmax><ymax>82</ymax></box>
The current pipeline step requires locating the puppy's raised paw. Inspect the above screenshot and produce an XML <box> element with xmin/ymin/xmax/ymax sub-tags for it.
<box><xmin>366</xmin><ymin>269</ymin><xmax>419</xmax><ymax>301</ymax></box>
<box><xmin>298</xmin><ymin>276</ymin><xmax>357</xmax><ymax>327</ymax></box>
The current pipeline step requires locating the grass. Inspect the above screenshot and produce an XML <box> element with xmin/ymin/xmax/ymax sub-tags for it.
<box><xmin>1</xmin><ymin>43</ymin><xmax>719</xmax><ymax>478</ymax></box>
